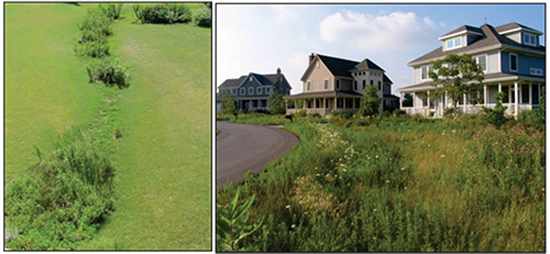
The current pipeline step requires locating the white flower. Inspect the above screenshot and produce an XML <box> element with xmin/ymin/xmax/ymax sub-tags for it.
<box><xmin>441</xmin><ymin>155</ymin><xmax>445</xmax><ymax>158</ymax></box>
<box><xmin>386</xmin><ymin>180</ymin><xmax>390</xmax><ymax>183</ymax></box>
<box><xmin>285</xmin><ymin>205</ymin><xmax>291</xmax><ymax>209</ymax></box>
<box><xmin>451</xmin><ymin>129</ymin><xmax>456</xmax><ymax>134</ymax></box>
<box><xmin>401</xmin><ymin>167</ymin><xmax>405</xmax><ymax>171</ymax></box>
<box><xmin>373</xmin><ymin>209</ymin><xmax>377</xmax><ymax>212</ymax></box>
<box><xmin>291</xmin><ymin>224</ymin><xmax>296</xmax><ymax>229</ymax></box>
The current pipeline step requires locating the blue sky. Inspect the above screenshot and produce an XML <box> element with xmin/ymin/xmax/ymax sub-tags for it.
<box><xmin>216</xmin><ymin>4</ymin><xmax>545</xmax><ymax>94</ymax></box>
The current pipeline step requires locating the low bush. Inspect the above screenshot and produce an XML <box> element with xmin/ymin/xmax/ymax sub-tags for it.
<box><xmin>194</xmin><ymin>6</ymin><xmax>211</xmax><ymax>27</ymax></box>
<box><xmin>330</xmin><ymin>110</ymin><xmax>353</xmax><ymax>119</ymax></box>
<box><xmin>482</xmin><ymin>92</ymin><xmax>508</xmax><ymax>129</ymax></box>
<box><xmin>133</xmin><ymin>3</ymin><xmax>192</xmax><ymax>24</ymax></box>
<box><xmin>99</xmin><ymin>3</ymin><xmax>123</xmax><ymax>20</ymax></box>
<box><xmin>87</xmin><ymin>58</ymin><xmax>130</xmax><ymax>89</ymax></box>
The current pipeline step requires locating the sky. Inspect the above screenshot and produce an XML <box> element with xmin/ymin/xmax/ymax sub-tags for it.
<box><xmin>216</xmin><ymin>3</ymin><xmax>545</xmax><ymax>95</ymax></box>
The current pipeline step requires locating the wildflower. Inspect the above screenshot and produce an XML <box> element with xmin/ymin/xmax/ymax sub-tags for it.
<box><xmin>285</xmin><ymin>205</ymin><xmax>291</xmax><ymax>209</ymax></box>
<box><xmin>77</xmin><ymin>236</ymin><xmax>81</xmax><ymax>240</ymax></box>
<box><xmin>373</xmin><ymin>209</ymin><xmax>377</xmax><ymax>212</ymax></box>
<box><xmin>451</xmin><ymin>129</ymin><xmax>456</xmax><ymax>134</ymax></box>
<box><xmin>386</xmin><ymin>180</ymin><xmax>390</xmax><ymax>183</ymax></box>
<box><xmin>291</xmin><ymin>224</ymin><xmax>296</xmax><ymax>229</ymax></box>
<box><xmin>441</xmin><ymin>155</ymin><xmax>445</xmax><ymax>158</ymax></box>
<box><xmin>401</xmin><ymin>167</ymin><xmax>405</xmax><ymax>171</ymax></box>
<box><xmin>404</xmin><ymin>187</ymin><xmax>407</xmax><ymax>190</ymax></box>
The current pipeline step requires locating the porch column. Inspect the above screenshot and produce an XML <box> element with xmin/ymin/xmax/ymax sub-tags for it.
<box><xmin>529</xmin><ymin>82</ymin><xmax>533</xmax><ymax>104</ymax></box>
<box><xmin>335</xmin><ymin>97</ymin><xmax>338</xmax><ymax>110</ymax></box>
<box><xmin>463</xmin><ymin>94</ymin><xmax>466</xmax><ymax>114</ymax></box>
<box><xmin>514</xmin><ymin>81</ymin><xmax>519</xmax><ymax>118</ymax></box>
<box><xmin>498</xmin><ymin>83</ymin><xmax>502</xmax><ymax>93</ymax></box>
<box><xmin>412</xmin><ymin>92</ymin><xmax>416</xmax><ymax>114</ymax></box>
<box><xmin>484</xmin><ymin>85</ymin><xmax>488</xmax><ymax>107</ymax></box>
<box><xmin>400</xmin><ymin>93</ymin><xmax>403</xmax><ymax>109</ymax></box>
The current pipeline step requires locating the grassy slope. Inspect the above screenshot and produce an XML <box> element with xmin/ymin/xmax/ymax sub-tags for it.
<box><xmin>78</xmin><ymin>5</ymin><xmax>211</xmax><ymax>250</ymax></box>
<box><xmin>5</xmin><ymin>3</ymin><xmax>103</xmax><ymax>180</ymax></box>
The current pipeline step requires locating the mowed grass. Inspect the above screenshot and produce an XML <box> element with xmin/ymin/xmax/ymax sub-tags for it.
<box><xmin>78</xmin><ymin>5</ymin><xmax>211</xmax><ymax>250</ymax></box>
<box><xmin>5</xmin><ymin>3</ymin><xmax>103</xmax><ymax>180</ymax></box>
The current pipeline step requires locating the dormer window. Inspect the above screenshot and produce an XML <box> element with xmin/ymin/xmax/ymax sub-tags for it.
<box><xmin>447</xmin><ymin>37</ymin><xmax>462</xmax><ymax>50</ymax></box>
<box><xmin>524</xmin><ymin>33</ymin><xmax>537</xmax><ymax>46</ymax></box>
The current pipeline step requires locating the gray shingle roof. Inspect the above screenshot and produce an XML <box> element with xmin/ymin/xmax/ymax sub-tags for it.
<box><xmin>354</xmin><ymin>58</ymin><xmax>385</xmax><ymax>72</ymax></box>
<box><xmin>287</xmin><ymin>90</ymin><xmax>363</xmax><ymax>99</ymax></box>
<box><xmin>440</xmin><ymin>25</ymin><xmax>483</xmax><ymax>38</ymax></box>
<box><xmin>495</xmin><ymin>22</ymin><xmax>542</xmax><ymax>35</ymax></box>
<box><xmin>219</xmin><ymin>72</ymin><xmax>290</xmax><ymax>89</ymax></box>
<box><xmin>408</xmin><ymin>23</ymin><xmax>544</xmax><ymax>66</ymax></box>
<box><xmin>218</xmin><ymin>76</ymin><xmax>246</xmax><ymax>89</ymax></box>
<box><xmin>317</xmin><ymin>54</ymin><xmax>359</xmax><ymax>77</ymax></box>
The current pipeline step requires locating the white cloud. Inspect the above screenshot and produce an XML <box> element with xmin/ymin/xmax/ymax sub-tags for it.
<box><xmin>319</xmin><ymin>11</ymin><xmax>439</xmax><ymax>52</ymax></box>
<box><xmin>270</xmin><ymin>6</ymin><xmax>297</xmax><ymax>21</ymax></box>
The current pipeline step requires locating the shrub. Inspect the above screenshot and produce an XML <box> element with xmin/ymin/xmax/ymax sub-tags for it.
<box><xmin>331</xmin><ymin>110</ymin><xmax>353</xmax><ymax>119</ymax></box>
<box><xmin>5</xmin><ymin>127</ymin><xmax>117</xmax><ymax>250</ymax></box>
<box><xmin>482</xmin><ymin>92</ymin><xmax>507</xmax><ymax>128</ymax></box>
<box><xmin>75</xmin><ymin>7</ymin><xmax>114</xmax><ymax>58</ymax></box>
<box><xmin>133</xmin><ymin>3</ymin><xmax>192</xmax><ymax>24</ymax></box>
<box><xmin>87</xmin><ymin>58</ymin><xmax>130</xmax><ymax>89</ymax></box>
<box><xmin>194</xmin><ymin>6</ymin><xmax>211</xmax><ymax>27</ymax></box>
<box><xmin>298</xmin><ymin>109</ymin><xmax>307</xmax><ymax>117</ymax></box>
<box><xmin>99</xmin><ymin>3</ymin><xmax>123</xmax><ymax>20</ymax></box>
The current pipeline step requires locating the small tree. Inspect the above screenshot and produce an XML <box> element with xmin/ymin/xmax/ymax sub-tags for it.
<box><xmin>220</xmin><ymin>90</ymin><xmax>237</xmax><ymax>115</ymax></box>
<box><xmin>357</xmin><ymin>85</ymin><xmax>381</xmax><ymax>117</ymax></box>
<box><xmin>402</xmin><ymin>93</ymin><xmax>413</xmax><ymax>107</ymax></box>
<box><xmin>482</xmin><ymin>92</ymin><xmax>507</xmax><ymax>128</ymax></box>
<box><xmin>428</xmin><ymin>53</ymin><xmax>484</xmax><ymax>115</ymax></box>
<box><xmin>269</xmin><ymin>89</ymin><xmax>286</xmax><ymax>115</ymax></box>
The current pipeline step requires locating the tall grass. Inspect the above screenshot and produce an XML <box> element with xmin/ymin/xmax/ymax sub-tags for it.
<box><xmin>217</xmin><ymin>116</ymin><xmax>545</xmax><ymax>252</ymax></box>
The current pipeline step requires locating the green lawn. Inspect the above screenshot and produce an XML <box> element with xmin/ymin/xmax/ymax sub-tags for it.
<box><xmin>6</xmin><ymin>3</ymin><xmax>211</xmax><ymax>250</ymax></box>
<box><xmin>77</xmin><ymin>5</ymin><xmax>211</xmax><ymax>250</ymax></box>
<box><xmin>5</xmin><ymin>3</ymin><xmax>102</xmax><ymax>180</ymax></box>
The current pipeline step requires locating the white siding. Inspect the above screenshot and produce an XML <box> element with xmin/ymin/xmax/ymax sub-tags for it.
<box><xmin>487</xmin><ymin>51</ymin><xmax>499</xmax><ymax>73</ymax></box>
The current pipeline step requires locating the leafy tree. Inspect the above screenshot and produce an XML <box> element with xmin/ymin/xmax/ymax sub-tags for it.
<box><xmin>357</xmin><ymin>85</ymin><xmax>381</xmax><ymax>116</ymax></box>
<box><xmin>428</xmin><ymin>53</ymin><xmax>484</xmax><ymax>114</ymax></box>
<box><xmin>269</xmin><ymin>89</ymin><xmax>286</xmax><ymax>115</ymax></box>
<box><xmin>220</xmin><ymin>90</ymin><xmax>237</xmax><ymax>114</ymax></box>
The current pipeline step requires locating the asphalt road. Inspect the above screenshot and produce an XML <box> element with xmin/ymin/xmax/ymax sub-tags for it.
<box><xmin>216</xmin><ymin>121</ymin><xmax>299</xmax><ymax>188</ymax></box>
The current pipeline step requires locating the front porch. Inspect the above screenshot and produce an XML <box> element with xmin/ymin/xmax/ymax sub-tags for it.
<box><xmin>286</xmin><ymin>96</ymin><xmax>361</xmax><ymax>116</ymax></box>
<box><xmin>399</xmin><ymin>81</ymin><xmax>544</xmax><ymax>118</ymax></box>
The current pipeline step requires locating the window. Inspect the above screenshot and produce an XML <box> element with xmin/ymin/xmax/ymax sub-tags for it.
<box><xmin>447</xmin><ymin>39</ymin><xmax>454</xmax><ymax>49</ymax></box>
<box><xmin>447</xmin><ymin>37</ymin><xmax>462</xmax><ymax>49</ymax></box>
<box><xmin>510</xmin><ymin>53</ymin><xmax>518</xmax><ymax>72</ymax></box>
<box><xmin>335</xmin><ymin>79</ymin><xmax>340</xmax><ymax>90</ymax></box>
<box><xmin>265</xmin><ymin>87</ymin><xmax>271</xmax><ymax>94</ymax></box>
<box><xmin>248</xmin><ymin>87</ymin><xmax>254</xmax><ymax>95</ymax></box>
<box><xmin>378</xmin><ymin>81</ymin><xmax>381</xmax><ymax>90</ymax></box>
<box><xmin>370</xmin><ymin>80</ymin><xmax>374</xmax><ymax>85</ymax></box>
<box><xmin>474</xmin><ymin>55</ymin><xmax>487</xmax><ymax>72</ymax></box>
<box><xmin>362</xmin><ymin>80</ymin><xmax>366</xmax><ymax>90</ymax></box>
<box><xmin>524</xmin><ymin>33</ymin><xmax>536</xmax><ymax>46</ymax></box>
<box><xmin>353</xmin><ymin>80</ymin><xmax>357</xmax><ymax>90</ymax></box>
<box><xmin>249</xmin><ymin>76</ymin><xmax>253</xmax><ymax>82</ymax></box>
<box><xmin>240</xmin><ymin>87</ymin><xmax>245</xmax><ymax>95</ymax></box>
<box><xmin>530</xmin><ymin>68</ymin><xmax>543</xmax><ymax>76</ymax></box>
<box><xmin>307</xmin><ymin>81</ymin><xmax>311</xmax><ymax>91</ymax></box>
<box><xmin>421</xmin><ymin>66</ymin><xmax>428</xmax><ymax>80</ymax></box>
<box><xmin>521</xmin><ymin>84</ymin><xmax>530</xmax><ymax>103</ymax></box>
<box><xmin>231</xmin><ymin>88</ymin><xmax>237</xmax><ymax>95</ymax></box>
<box><xmin>324</xmin><ymin>79</ymin><xmax>329</xmax><ymax>89</ymax></box>
<box><xmin>257</xmin><ymin>87</ymin><xmax>262</xmax><ymax>95</ymax></box>
<box><xmin>532</xmin><ymin>84</ymin><xmax>540</xmax><ymax>104</ymax></box>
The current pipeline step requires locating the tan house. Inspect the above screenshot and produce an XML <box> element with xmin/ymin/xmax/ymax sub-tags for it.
<box><xmin>287</xmin><ymin>53</ymin><xmax>398</xmax><ymax>116</ymax></box>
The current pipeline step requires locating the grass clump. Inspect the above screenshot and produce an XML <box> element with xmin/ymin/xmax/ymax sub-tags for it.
<box><xmin>74</xmin><ymin>8</ymin><xmax>113</xmax><ymax>58</ymax></box>
<box><xmin>217</xmin><ymin>114</ymin><xmax>545</xmax><ymax>252</ymax></box>
<box><xmin>87</xmin><ymin>58</ymin><xmax>130</xmax><ymax>89</ymax></box>
<box><xmin>132</xmin><ymin>3</ymin><xmax>192</xmax><ymax>24</ymax></box>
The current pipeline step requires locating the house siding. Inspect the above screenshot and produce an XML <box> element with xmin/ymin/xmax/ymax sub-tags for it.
<box><xmin>501</xmin><ymin>51</ymin><xmax>545</xmax><ymax>76</ymax></box>
<box><xmin>303</xmin><ymin>59</ymin><xmax>334</xmax><ymax>92</ymax></box>
<box><xmin>486</xmin><ymin>51</ymin><xmax>499</xmax><ymax>73</ymax></box>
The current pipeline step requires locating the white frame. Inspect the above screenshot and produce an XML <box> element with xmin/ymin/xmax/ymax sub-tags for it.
<box><xmin>240</xmin><ymin>87</ymin><xmax>245</xmax><ymax>95</ymax></box>
<box><xmin>248</xmin><ymin>87</ymin><xmax>254</xmax><ymax>95</ymax></box>
<box><xmin>257</xmin><ymin>87</ymin><xmax>262</xmax><ymax>95</ymax></box>
<box><xmin>509</xmin><ymin>53</ymin><xmax>518</xmax><ymax>72</ymax></box>
<box><xmin>307</xmin><ymin>81</ymin><xmax>311</xmax><ymax>91</ymax></box>
<box><xmin>265</xmin><ymin>87</ymin><xmax>271</xmax><ymax>94</ymax></box>
<box><xmin>473</xmin><ymin>54</ymin><xmax>488</xmax><ymax>72</ymax></box>
<box><xmin>524</xmin><ymin>33</ymin><xmax>537</xmax><ymax>46</ymax></box>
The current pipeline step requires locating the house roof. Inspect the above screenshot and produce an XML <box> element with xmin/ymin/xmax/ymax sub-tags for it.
<box><xmin>396</xmin><ymin>72</ymin><xmax>545</xmax><ymax>93</ymax></box>
<box><xmin>218</xmin><ymin>76</ymin><xmax>247</xmax><ymax>89</ymax></box>
<box><xmin>408</xmin><ymin>23</ymin><xmax>545</xmax><ymax>66</ymax></box>
<box><xmin>495</xmin><ymin>22</ymin><xmax>543</xmax><ymax>35</ymax></box>
<box><xmin>219</xmin><ymin>71</ymin><xmax>292</xmax><ymax>89</ymax></box>
<box><xmin>317</xmin><ymin>54</ymin><xmax>360</xmax><ymax>78</ymax></box>
<box><xmin>439</xmin><ymin>25</ymin><xmax>483</xmax><ymax>39</ymax></box>
<box><xmin>354</xmin><ymin>58</ymin><xmax>385</xmax><ymax>72</ymax></box>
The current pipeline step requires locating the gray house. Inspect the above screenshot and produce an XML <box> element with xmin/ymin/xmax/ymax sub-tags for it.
<box><xmin>218</xmin><ymin>68</ymin><xmax>292</xmax><ymax>111</ymax></box>
<box><xmin>287</xmin><ymin>53</ymin><xmax>399</xmax><ymax>116</ymax></box>
<box><xmin>397</xmin><ymin>22</ymin><xmax>545</xmax><ymax>118</ymax></box>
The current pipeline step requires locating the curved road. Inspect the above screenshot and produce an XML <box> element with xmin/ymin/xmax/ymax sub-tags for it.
<box><xmin>216</xmin><ymin>121</ymin><xmax>299</xmax><ymax>188</ymax></box>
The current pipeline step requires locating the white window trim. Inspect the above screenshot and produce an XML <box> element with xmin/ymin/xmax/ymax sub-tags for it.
<box><xmin>231</xmin><ymin>88</ymin><xmax>237</xmax><ymax>95</ymax></box>
<box><xmin>530</xmin><ymin>68</ymin><xmax>543</xmax><ymax>76</ymax></box>
<box><xmin>257</xmin><ymin>87</ymin><xmax>262</xmax><ymax>95</ymax></box>
<box><xmin>509</xmin><ymin>53</ymin><xmax>518</xmax><ymax>72</ymax></box>
<box><xmin>447</xmin><ymin>37</ymin><xmax>463</xmax><ymax>50</ymax></box>
<box><xmin>265</xmin><ymin>87</ymin><xmax>271</xmax><ymax>94</ymax></box>
<box><xmin>307</xmin><ymin>81</ymin><xmax>312</xmax><ymax>91</ymax></box>
<box><xmin>421</xmin><ymin>66</ymin><xmax>429</xmax><ymax>80</ymax></box>
<box><xmin>473</xmin><ymin>54</ymin><xmax>488</xmax><ymax>73</ymax></box>
<box><xmin>324</xmin><ymin>79</ymin><xmax>329</xmax><ymax>90</ymax></box>
<box><xmin>524</xmin><ymin>33</ymin><xmax>537</xmax><ymax>46</ymax></box>
<box><xmin>248</xmin><ymin>87</ymin><xmax>254</xmax><ymax>95</ymax></box>
<box><xmin>240</xmin><ymin>87</ymin><xmax>245</xmax><ymax>95</ymax></box>
<box><xmin>249</xmin><ymin>76</ymin><xmax>253</xmax><ymax>82</ymax></box>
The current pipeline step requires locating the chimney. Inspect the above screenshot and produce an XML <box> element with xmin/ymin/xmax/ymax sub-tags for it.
<box><xmin>309</xmin><ymin>53</ymin><xmax>315</xmax><ymax>64</ymax></box>
<box><xmin>276</xmin><ymin>67</ymin><xmax>282</xmax><ymax>92</ymax></box>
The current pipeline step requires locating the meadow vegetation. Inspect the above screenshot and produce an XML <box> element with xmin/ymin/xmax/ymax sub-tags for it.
<box><xmin>217</xmin><ymin>107</ymin><xmax>545</xmax><ymax>251</ymax></box>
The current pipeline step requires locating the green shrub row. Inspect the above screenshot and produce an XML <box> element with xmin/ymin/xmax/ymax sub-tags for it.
<box><xmin>132</xmin><ymin>3</ymin><xmax>192</xmax><ymax>24</ymax></box>
<box><xmin>194</xmin><ymin>6</ymin><xmax>212</xmax><ymax>27</ymax></box>
<box><xmin>5</xmin><ymin>86</ymin><xmax>122</xmax><ymax>250</ymax></box>
<box><xmin>87</xmin><ymin>58</ymin><xmax>130</xmax><ymax>89</ymax></box>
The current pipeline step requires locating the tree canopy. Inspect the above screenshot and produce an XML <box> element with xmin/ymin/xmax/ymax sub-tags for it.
<box><xmin>428</xmin><ymin>53</ymin><xmax>485</xmax><ymax>114</ymax></box>
<box><xmin>357</xmin><ymin>85</ymin><xmax>381</xmax><ymax>117</ymax></box>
